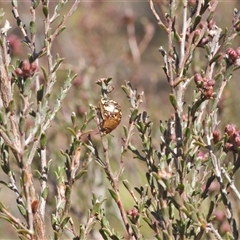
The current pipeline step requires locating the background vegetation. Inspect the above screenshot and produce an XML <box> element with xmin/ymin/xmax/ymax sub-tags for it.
<box><xmin>0</xmin><ymin>0</ymin><xmax>240</xmax><ymax>239</ymax></box>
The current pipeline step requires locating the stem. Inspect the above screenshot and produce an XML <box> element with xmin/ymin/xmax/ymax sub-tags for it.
<box><xmin>102</xmin><ymin>136</ymin><xmax>133</xmax><ymax>239</ymax></box>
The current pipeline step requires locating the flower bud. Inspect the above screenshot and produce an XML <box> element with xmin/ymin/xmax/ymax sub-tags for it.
<box><xmin>212</xmin><ymin>130</ymin><xmax>220</xmax><ymax>143</ymax></box>
<box><xmin>207</xmin><ymin>79</ymin><xmax>215</xmax><ymax>87</ymax></box>
<box><xmin>15</xmin><ymin>68</ymin><xmax>23</xmax><ymax>76</ymax></box>
<box><xmin>235</xmin><ymin>47</ymin><xmax>240</xmax><ymax>57</ymax></box>
<box><xmin>224</xmin><ymin>124</ymin><xmax>236</xmax><ymax>137</ymax></box>
<box><xmin>194</xmin><ymin>73</ymin><xmax>202</xmax><ymax>86</ymax></box>
<box><xmin>22</xmin><ymin>60</ymin><xmax>30</xmax><ymax>72</ymax></box>
<box><xmin>223</xmin><ymin>142</ymin><xmax>233</xmax><ymax>153</ymax></box>
<box><xmin>234</xmin><ymin>136</ymin><xmax>240</xmax><ymax>147</ymax></box>
<box><xmin>226</xmin><ymin>48</ymin><xmax>238</xmax><ymax>62</ymax></box>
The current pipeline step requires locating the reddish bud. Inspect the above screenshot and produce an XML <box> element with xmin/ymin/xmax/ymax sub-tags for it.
<box><xmin>22</xmin><ymin>60</ymin><xmax>30</xmax><ymax>72</ymax></box>
<box><xmin>15</xmin><ymin>68</ymin><xmax>23</xmax><ymax>76</ymax></box>
<box><xmin>235</xmin><ymin>47</ymin><xmax>240</xmax><ymax>57</ymax></box>
<box><xmin>203</xmin><ymin>87</ymin><xmax>213</xmax><ymax>98</ymax></box>
<box><xmin>31</xmin><ymin>200</ymin><xmax>38</xmax><ymax>214</ymax></box>
<box><xmin>220</xmin><ymin>222</ymin><xmax>231</xmax><ymax>233</ymax></box>
<box><xmin>131</xmin><ymin>207</ymin><xmax>138</xmax><ymax>217</ymax></box>
<box><xmin>127</xmin><ymin>210</ymin><xmax>132</xmax><ymax>215</ymax></box>
<box><xmin>224</xmin><ymin>142</ymin><xmax>233</xmax><ymax>152</ymax></box>
<box><xmin>199</xmin><ymin>37</ymin><xmax>209</xmax><ymax>45</ymax></box>
<box><xmin>212</xmin><ymin>130</ymin><xmax>220</xmax><ymax>143</ymax></box>
<box><xmin>197</xmin><ymin>151</ymin><xmax>208</xmax><ymax>161</ymax></box>
<box><xmin>224</xmin><ymin>124</ymin><xmax>236</xmax><ymax>137</ymax></box>
<box><xmin>234</xmin><ymin>136</ymin><xmax>240</xmax><ymax>147</ymax></box>
<box><xmin>226</xmin><ymin>48</ymin><xmax>238</xmax><ymax>62</ymax></box>
<box><xmin>199</xmin><ymin>22</ymin><xmax>205</xmax><ymax>29</ymax></box>
<box><xmin>30</xmin><ymin>61</ymin><xmax>38</xmax><ymax>72</ymax></box>
<box><xmin>214</xmin><ymin>210</ymin><xmax>226</xmax><ymax>222</ymax></box>
<box><xmin>207</xmin><ymin>79</ymin><xmax>216</xmax><ymax>87</ymax></box>
<box><xmin>194</xmin><ymin>29</ymin><xmax>201</xmax><ymax>36</ymax></box>
<box><xmin>194</xmin><ymin>73</ymin><xmax>202</xmax><ymax>86</ymax></box>
<box><xmin>208</xmin><ymin>20</ymin><xmax>215</xmax><ymax>30</ymax></box>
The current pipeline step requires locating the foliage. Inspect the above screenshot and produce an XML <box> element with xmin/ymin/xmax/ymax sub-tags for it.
<box><xmin>0</xmin><ymin>1</ymin><xmax>240</xmax><ymax>240</ymax></box>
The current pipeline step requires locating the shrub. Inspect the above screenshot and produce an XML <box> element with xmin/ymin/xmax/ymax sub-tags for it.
<box><xmin>0</xmin><ymin>1</ymin><xmax>240</xmax><ymax>239</ymax></box>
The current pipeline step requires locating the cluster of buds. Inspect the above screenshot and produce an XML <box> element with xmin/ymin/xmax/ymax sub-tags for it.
<box><xmin>126</xmin><ymin>207</ymin><xmax>139</xmax><ymax>224</ymax></box>
<box><xmin>222</xmin><ymin>124</ymin><xmax>240</xmax><ymax>153</ymax></box>
<box><xmin>194</xmin><ymin>73</ymin><xmax>215</xmax><ymax>99</ymax></box>
<box><xmin>225</xmin><ymin>47</ymin><xmax>240</xmax><ymax>65</ymax></box>
<box><xmin>14</xmin><ymin>60</ymin><xmax>38</xmax><ymax>79</ymax></box>
<box><xmin>185</xmin><ymin>19</ymin><xmax>216</xmax><ymax>47</ymax></box>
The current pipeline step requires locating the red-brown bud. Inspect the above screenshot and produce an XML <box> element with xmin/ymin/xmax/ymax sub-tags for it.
<box><xmin>214</xmin><ymin>210</ymin><xmax>226</xmax><ymax>222</ymax></box>
<box><xmin>22</xmin><ymin>60</ymin><xmax>30</xmax><ymax>72</ymax></box>
<box><xmin>208</xmin><ymin>19</ymin><xmax>215</xmax><ymax>30</ymax></box>
<box><xmin>235</xmin><ymin>47</ymin><xmax>240</xmax><ymax>57</ymax></box>
<box><xmin>224</xmin><ymin>142</ymin><xmax>233</xmax><ymax>153</ymax></box>
<box><xmin>234</xmin><ymin>136</ymin><xmax>240</xmax><ymax>147</ymax></box>
<box><xmin>15</xmin><ymin>68</ymin><xmax>23</xmax><ymax>76</ymax></box>
<box><xmin>131</xmin><ymin>207</ymin><xmax>138</xmax><ymax>217</ymax></box>
<box><xmin>199</xmin><ymin>37</ymin><xmax>209</xmax><ymax>46</ymax></box>
<box><xmin>203</xmin><ymin>87</ymin><xmax>213</xmax><ymax>98</ymax></box>
<box><xmin>30</xmin><ymin>61</ymin><xmax>38</xmax><ymax>72</ymax></box>
<box><xmin>226</xmin><ymin>48</ymin><xmax>238</xmax><ymax>62</ymax></box>
<box><xmin>212</xmin><ymin>129</ymin><xmax>220</xmax><ymax>143</ymax></box>
<box><xmin>207</xmin><ymin>79</ymin><xmax>216</xmax><ymax>87</ymax></box>
<box><xmin>194</xmin><ymin>73</ymin><xmax>202</xmax><ymax>86</ymax></box>
<box><xmin>224</xmin><ymin>124</ymin><xmax>236</xmax><ymax>137</ymax></box>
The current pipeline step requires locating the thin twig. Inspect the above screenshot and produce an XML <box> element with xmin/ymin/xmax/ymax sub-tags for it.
<box><xmin>221</xmin><ymin>167</ymin><xmax>240</xmax><ymax>200</ymax></box>
<box><xmin>206</xmin><ymin>133</ymin><xmax>238</xmax><ymax>239</ymax></box>
<box><xmin>102</xmin><ymin>136</ymin><xmax>133</xmax><ymax>239</ymax></box>
<box><xmin>148</xmin><ymin>0</ymin><xmax>163</xmax><ymax>25</ymax></box>
<box><xmin>39</xmin><ymin>147</ymin><xmax>47</xmax><ymax>221</ymax></box>
<box><xmin>206</xmin><ymin>223</ymin><xmax>223</xmax><ymax>240</ymax></box>
<box><xmin>0</xmin><ymin>207</ymin><xmax>32</xmax><ymax>235</ymax></box>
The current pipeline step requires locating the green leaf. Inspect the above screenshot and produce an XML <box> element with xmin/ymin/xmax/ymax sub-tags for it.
<box><xmin>42</xmin><ymin>187</ymin><xmax>49</xmax><ymax>200</ymax></box>
<box><xmin>42</xmin><ymin>5</ymin><xmax>48</xmax><ymax>18</ymax></box>
<box><xmin>99</xmin><ymin>228</ymin><xmax>111</xmax><ymax>239</ymax></box>
<box><xmin>75</xmin><ymin>170</ymin><xmax>87</xmax><ymax>180</ymax></box>
<box><xmin>55</xmin><ymin>2</ymin><xmax>64</xmax><ymax>13</ymax></box>
<box><xmin>40</xmin><ymin>133</ymin><xmax>47</xmax><ymax>149</ymax></box>
<box><xmin>66</xmin><ymin>127</ymin><xmax>77</xmax><ymax>137</ymax></box>
<box><xmin>17</xmin><ymin>204</ymin><xmax>27</xmax><ymax>217</ymax></box>
<box><xmin>30</xmin><ymin>21</ymin><xmax>36</xmax><ymax>34</ymax></box>
<box><xmin>23</xmin><ymin>77</ymin><xmax>32</xmax><ymax>95</ymax></box>
<box><xmin>130</xmin><ymin>109</ymin><xmax>138</xmax><ymax>123</ymax></box>
<box><xmin>6</xmin><ymin>100</ymin><xmax>15</xmax><ymax>113</ymax></box>
<box><xmin>92</xmin><ymin>201</ymin><xmax>101</xmax><ymax>215</ymax></box>
<box><xmin>56</xmin><ymin>26</ymin><xmax>66</xmax><ymax>37</ymax></box>
<box><xmin>169</xmin><ymin>93</ymin><xmax>177</xmax><ymax>110</ymax></box>
<box><xmin>37</xmin><ymin>85</ymin><xmax>44</xmax><ymax>102</ymax></box>
<box><xmin>65</xmin><ymin>185</ymin><xmax>71</xmax><ymax>200</ymax></box>
<box><xmin>52</xmin><ymin>58</ymin><xmax>64</xmax><ymax>73</ymax></box>
<box><xmin>32</xmin><ymin>0</ymin><xmax>40</xmax><ymax>9</ymax></box>
<box><xmin>108</xmin><ymin>189</ymin><xmax>118</xmax><ymax>202</ymax></box>
<box><xmin>19</xmin><ymin>117</ymin><xmax>26</xmax><ymax>135</ymax></box>
<box><xmin>60</xmin><ymin>216</ymin><xmax>70</xmax><ymax>228</ymax></box>
<box><xmin>35</xmin><ymin>170</ymin><xmax>42</xmax><ymax>180</ymax></box>
<box><xmin>122</xmin><ymin>180</ymin><xmax>132</xmax><ymax>192</ymax></box>
<box><xmin>131</xmin><ymin>224</ymin><xmax>140</xmax><ymax>237</ymax></box>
